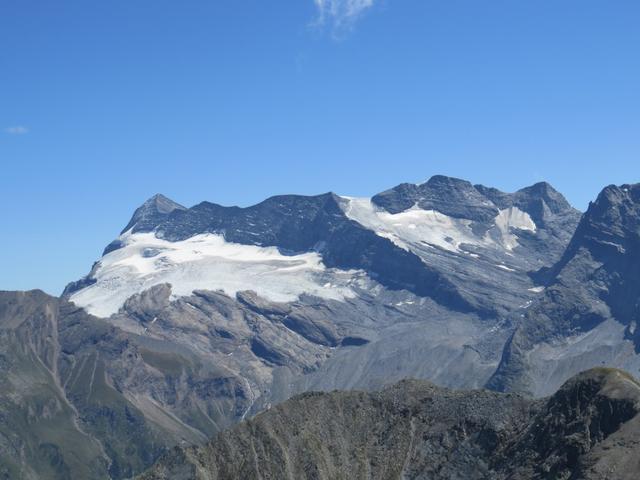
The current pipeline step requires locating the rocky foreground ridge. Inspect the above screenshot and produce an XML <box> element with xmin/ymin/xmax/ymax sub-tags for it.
<box><xmin>140</xmin><ymin>368</ymin><xmax>640</xmax><ymax>480</ymax></box>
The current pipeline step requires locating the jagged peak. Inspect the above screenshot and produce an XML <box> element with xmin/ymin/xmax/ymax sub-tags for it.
<box><xmin>190</xmin><ymin>192</ymin><xmax>338</xmax><ymax>212</ymax></box>
<box><xmin>519</xmin><ymin>180</ymin><xmax>556</xmax><ymax>193</ymax></box>
<box><xmin>421</xmin><ymin>174</ymin><xmax>475</xmax><ymax>188</ymax></box>
<box><xmin>534</xmin><ymin>181</ymin><xmax>640</xmax><ymax>289</ymax></box>
<box><xmin>515</xmin><ymin>181</ymin><xmax>574</xmax><ymax>213</ymax></box>
<box><xmin>577</xmin><ymin>182</ymin><xmax>640</xmax><ymax>236</ymax></box>
<box><xmin>593</xmin><ymin>183</ymin><xmax>640</xmax><ymax>208</ymax></box>
<box><xmin>372</xmin><ymin>175</ymin><xmax>499</xmax><ymax>221</ymax></box>
<box><xmin>139</xmin><ymin>193</ymin><xmax>185</xmax><ymax>215</ymax></box>
<box><xmin>121</xmin><ymin>193</ymin><xmax>186</xmax><ymax>234</ymax></box>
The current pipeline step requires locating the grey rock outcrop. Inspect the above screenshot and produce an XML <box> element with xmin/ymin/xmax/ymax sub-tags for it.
<box><xmin>373</xmin><ymin>175</ymin><xmax>500</xmax><ymax>221</ymax></box>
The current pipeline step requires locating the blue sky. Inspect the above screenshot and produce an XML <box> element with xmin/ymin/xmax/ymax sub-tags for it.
<box><xmin>1</xmin><ymin>0</ymin><xmax>639</xmax><ymax>294</ymax></box>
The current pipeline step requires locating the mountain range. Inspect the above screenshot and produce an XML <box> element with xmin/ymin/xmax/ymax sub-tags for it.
<box><xmin>1</xmin><ymin>175</ymin><xmax>639</xmax><ymax>479</ymax></box>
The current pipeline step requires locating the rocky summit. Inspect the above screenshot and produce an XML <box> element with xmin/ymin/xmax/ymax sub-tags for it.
<box><xmin>2</xmin><ymin>176</ymin><xmax>640</xmax><ymax>479</ymax></box>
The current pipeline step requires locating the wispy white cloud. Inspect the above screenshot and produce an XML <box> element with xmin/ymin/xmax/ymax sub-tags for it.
<box><xmin>314</xmin><ymin>0</ymin><xmax>376</xmax><ymax>31</ymax></box>
<box><xmin>5</xmin><ymin>126</ymin><xmax>29</xmax><ymax>135</ymax></box>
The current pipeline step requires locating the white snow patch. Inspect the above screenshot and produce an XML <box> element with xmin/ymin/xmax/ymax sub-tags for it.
<box><xmin>496</xmin><ymin>264</ymin><xmax>516</xmax><ymax>272</ymax></box>
<box><xmin>70</xmin><ymin>232</ymin><xmax>357</xmax><ymax>317</ymax></box>
<box><xmin>341</xmin><ymin>197</ymin><xmax>482</xmax><ymax>253</ymax></box>
<box><xmin>528</xmin><ymin>286</ymin><xmax>545</xmax><ymax>293</ymax></box>
<box><xmin>494</xmin><ymin>207</ymin><xmax>537</xmax><ymax>250</ymax></box>
<box><xmin>394</xmin><ymin>300</ymin><xmax>416</xmax><ymax>307</ymax></box>
<box><xmin>341</xmin><ymin>197</ymin><xmax>537</xmax><ymax>255</ymax></box>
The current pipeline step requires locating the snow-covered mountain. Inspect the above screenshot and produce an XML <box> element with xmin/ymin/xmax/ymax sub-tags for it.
<box><xmin>66</xmin><ymin>175</ymin><xmax>579</xmax><ymax>320</ymax></box>
<box><xmin>8</xmin><ymin>175</ymin><xmax>640</xmax><ymax>479</ymax></box>
<box><xmin>59</xmin><ymin>176</ymin><xmax>585</xmax><ymax>413</ymax></box>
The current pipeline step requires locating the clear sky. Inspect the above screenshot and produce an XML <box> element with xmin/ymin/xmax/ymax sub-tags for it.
<box><xmin>1</xmin><ymin>0</ymin><xmax>639</xmax><ymax>295</ymax></box>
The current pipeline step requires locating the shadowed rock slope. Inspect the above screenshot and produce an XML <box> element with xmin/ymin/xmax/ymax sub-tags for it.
<box><xmin>139</xmin><ymin>368</ymin><xmax>640</xmax><ymax>480</ymax></box>
<box><xmin>489</xmin><ymin>183</ymin><xmax>640</xmax><ymax>396</ymax></box>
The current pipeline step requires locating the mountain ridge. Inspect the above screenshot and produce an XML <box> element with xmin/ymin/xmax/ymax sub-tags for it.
<box><xmin>139</xmin><ymin>367</ymin><xmax>640</xmax><ymax>480</ymax></box>
<box><xmin>66</xmin><ymin>175</ymin><xmax>580</xmax><ymax>320</ymax></box>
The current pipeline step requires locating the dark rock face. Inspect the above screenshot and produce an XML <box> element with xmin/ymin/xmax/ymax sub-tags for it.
<box><xmin>139</xmin><ymin>368</ymin><xmax>640</xmax><ymax>480</ymax></box>
<box><xmin>489</xmin><ymin>183</ymin><xmax>640</xmax><ymax>395</ymax></box>
<box><xmin>361</xmin><ymin>177</ymin><xmax>580</xmax><ymax>317</ymax></box>
<box><xmin>372</xmin><ymin>176</ymin><xmax>579</xmax><ymax>229</ymax></box>
<box><xmin>373</xmin><ymin>175</ymin><xmax>500</xmax><ymax>222</ymax></box>
<box><xmin>61</xmin><ymin>275</ymin><xmax>97</xmax><ymax>297</ymax></box>
<box><xmin>549</xmin><ymin>184</ymin><xmax>640</xmax><ymax>331</ymax></box>
<box><xmin>476</xmin><ymin>181</ymin><xmax>575</xmax><ymax>226</ymax></box>
<box><xmin>122</xmin><ymin>193</ymin><xmax>186</xmax><ymax>235</ymax></box>
<box><xmin>501</xmin><ymin>370</ymin><xmax>639</xmax><ymax>478</ymax></box>
<box><xmin>477</xmin><ymin>181</ymin><xmax>580</xmax><ymax>257</ymax></box>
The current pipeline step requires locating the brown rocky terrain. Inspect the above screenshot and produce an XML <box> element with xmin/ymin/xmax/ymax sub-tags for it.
<box><xmin>140</xmin><ymin>368</ymin><xmax>640</xmax><ymax>480</ymax></box>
